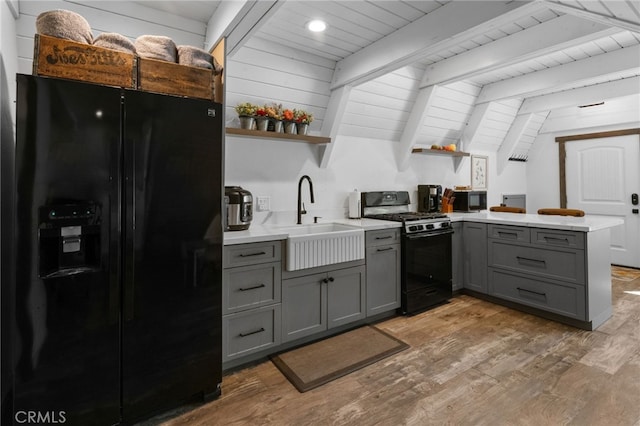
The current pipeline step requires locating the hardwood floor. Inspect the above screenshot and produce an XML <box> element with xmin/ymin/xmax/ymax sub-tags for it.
<box><xmin>152</xmin><ymin>268</ymin><xmax>640</xmax><ymax>426</ymax></box>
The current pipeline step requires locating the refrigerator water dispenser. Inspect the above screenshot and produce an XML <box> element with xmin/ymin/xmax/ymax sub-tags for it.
<box><xmin>38</xmin><ymin>202</ymin><xmax>101</xmax><ymax>278</ymax></box>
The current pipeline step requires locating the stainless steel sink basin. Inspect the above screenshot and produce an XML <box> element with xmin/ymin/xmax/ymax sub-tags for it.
<box><xmin>275</xmin><ymin>223</ymin><xmax>365</xmax><ymax>271</ymax></box>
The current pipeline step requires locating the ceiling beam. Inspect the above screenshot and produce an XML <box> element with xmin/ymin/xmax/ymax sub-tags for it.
<box><xmin>519</xmin><ymin>76</ymin><xmax>640</xmax><ymax>114</ymax></box>
<box><xmin>497</xmin><ymin>113</ymin><xmax>536</xmax><ymax>174</ymax></box>
<box><xmin>476</xmin><ymin>46</ymin><xmax>640</xmax><ymax>104</ymax></box>
<box><xmin>397</xmin><ymin>85</ymin><xmax>438</xmax><ymax>171</ymax></box>
<box><xmin>319</xmin><ymin>85</ymin><xmax>352</xmax><ymax>169</ymax></box>
<box><xmin>420</xmin><ymin>14</ymin><xmax>615</xmax><ymax>88</ymax></box>
<box><xmin>544</xmin><ymin>0</ymin><xmax>640</xmax><ymax>33</ymax></box>
<box><xmin>330</xmin><ymin>0</ymin><xmax>546</xmax><ymax>90</ymax></box>
<box><xmin>205</xmin><ymin>1</ymin><xmax>282</xmax><ymax>56</ymax></box>
<box><xmin>460</xmin><ymin>102</ymin><xmax>493</xmax><ymax>153</ymax></box>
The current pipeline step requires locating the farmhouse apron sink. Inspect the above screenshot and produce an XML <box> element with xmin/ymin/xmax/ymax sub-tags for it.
<box><xmin>275</xmin><ymin>223</ymin><xmax>365</xmax><ymax>271</ymax></box>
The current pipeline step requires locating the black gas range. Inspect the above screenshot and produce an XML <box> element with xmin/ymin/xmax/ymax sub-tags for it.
<box><xmin>362</xmin><ymin>191</ymin><xmax>453</xmax><ymax>314</ymax></box>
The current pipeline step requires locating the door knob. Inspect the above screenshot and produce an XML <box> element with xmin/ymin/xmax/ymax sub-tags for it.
<box><xmin>632</xmin><ymin>193</ymin><xmax>638</xmax><ymax>205</ymax></box>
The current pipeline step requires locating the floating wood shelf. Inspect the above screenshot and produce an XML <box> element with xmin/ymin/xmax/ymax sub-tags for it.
<box><xmin>412</xmin><ymin>148</ymin><xmax>470</xmax><ymax>157</ymax></box>
<box><xmin>226</xmin><ymin>128</ymin><xmax>331</xmax><ymax>144</ymax></box>
<box><xmin>412</xmin><ymin>147</ymin><xmax>470</xmax><ymax>172</ymax></box>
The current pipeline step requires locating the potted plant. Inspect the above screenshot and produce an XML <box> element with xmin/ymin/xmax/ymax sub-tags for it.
<box><xmin>294</xmin><ymin>109</ymin><xmax>314</xmax><ymax>135</ymax></box>
<box><xmin>254</xmin><ymin>105</ymin><xmax>270</xmax><ymax>131</ymax></box>
<box><xmin>282</xmin><ymin>108</ymin><xmax>296</xmax><ymax>134</ymax></box>
<box><xmin>264</xmin><ymin>103</ymin><xmax>284</xmax><ymax>132</ymax></box>
<box><xmin>235</xmin><ymin>102</ymin><xmax>257</xmax><ymax>129</ymax></box>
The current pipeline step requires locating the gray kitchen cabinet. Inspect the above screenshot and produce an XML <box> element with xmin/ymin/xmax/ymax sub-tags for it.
<box><xmin>222</xmin><ymin>241</ymin><xmax>282</xmax><ymax>363</ymax></box>
<box><xmin>451</xmin><ymin>222</ymin><xmax>464</xmax><ymax>292</ymax></box>
<box><xmin>365</xmin><ymin>229</ymin><xmax>401</xmax><ymax>315</ymax></box>
<box><xmin>282</xmin><ymin>264</ymin><xmax>366</xmax><ymax>343</ymax></box>
<box><xmin>223</xmin><ymin>304</ymin><xmax>282</xmax><ymax>361</ymax></box>
<box><xmin>484</xmin><ymin>224</ymin><xmax>613</xmax><ymax>329</ymax></box>
<box><xmin>462</xmin><ymin>222</ymin><xmax>488</xmax><ymax>293</ymax></box>
<box><xmin>487</xmin><ymin>224</ymin><xmax>588</xmax><ymax>321</ymax></box>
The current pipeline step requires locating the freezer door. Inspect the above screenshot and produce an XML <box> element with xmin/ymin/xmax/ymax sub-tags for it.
<box><xmin>121</xmin><ymin>91</ymin><xmax>223</xmax><ymax>422</ymax></box>
<box><xmin>12</xmin><ymin>75</ymin><xmax>121</xmax><ymax>425</ymax></box>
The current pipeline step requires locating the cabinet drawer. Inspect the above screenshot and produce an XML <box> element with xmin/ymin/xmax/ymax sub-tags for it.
<box><xmin>223</xmin><ymin>304</ymin><xmax>281</xmax><ymax>360</ymax></box>
<box><xmin>366</xmin><ymin>228</ymin><xmax>401</xmax><ymax>246</ymax></box>
<box><xmin>531</xmin><ymin>229</ymin><xmax>584</xmax><ymax>249</ymax></box>
<box><xmin>223</xmin><ymin>262</ymin><xmax>281</xmax><ymax>314</ymax></box>
<box><xmin>488</xmin><ymin>269</ymin><xmax>585</xmax><ymax>320</ymax></box>
<box><xmin>224</xmin><ymin>241</ymin><xmax>281</xmax><ymax>268</ymax></box>
<box><xmin>489</xmin><ymin>241</ymin><xmax>585</xmax><ymax>285</ymax></box>
<box><xmin>488</xmin><ymin>224</ymin><xmax>530</xmax><ymax>243</ymax></box>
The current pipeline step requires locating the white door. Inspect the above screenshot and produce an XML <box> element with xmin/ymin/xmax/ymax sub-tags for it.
<box><xmin>565</xmin><ymin>135</ymin><xmax>640</xmax><ymax>268</ymax></box>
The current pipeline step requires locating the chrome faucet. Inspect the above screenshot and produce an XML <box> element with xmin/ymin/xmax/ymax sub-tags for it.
<box><xmin>297</xmin><ymin>175</ymin><xmax>315</xmax><ymax>224</ymax></box>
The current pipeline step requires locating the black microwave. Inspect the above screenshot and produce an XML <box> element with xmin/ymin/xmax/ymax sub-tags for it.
<box><xmin>452</xmin><ymin>190</ymin><xmax>487</xmax><ymax>212</ymax></box>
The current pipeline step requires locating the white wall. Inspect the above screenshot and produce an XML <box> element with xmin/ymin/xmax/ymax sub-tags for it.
<box><xmin>526</xmin><ymin>95</ymin><xmax>640</xmax><ymax>212</ymax></box>
<box><xmin>225</xmin><ymin>33</ymin><xmax>527</xmax><ymax>224</ymax></box>
<box><xmin>225</xmin><ymin>133</ymin><xmax>527</xmax><ymax>225</ymax></box>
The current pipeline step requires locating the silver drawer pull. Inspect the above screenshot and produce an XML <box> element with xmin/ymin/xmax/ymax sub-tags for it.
<box><xmin>238</xmin><ymin>327</ymin><xmax>265</xmax><ymax>337</ymax></box>
<box><xmin>517</xmin><ymin>287</ymin><xmax>547</xmax><ymax>298</ymax></box>
<box><xmin>238</xmin><ymin>283</ymin><xmax>266</xmax><ymax>292</ymax></box>
<box><xmin>238</xmin><ymin>251</ymin><xmax>267</xmax><ymax>257</ymax></box>
<box><xmin>498</xmin><ymin>231</ymin><xmax>518</xmax><ymax>238</ymax></box>
<box><xmin>376</xmin><ymin>247</ymin><xmax>393</xmax><ymax>252</ymax></box>
<box><xmin>544</xmin><ymin>236</ymin><xmax>569</xmax><ymax>244</ymax></box>
<box><xmin>516</xmin><ymin>256</ymin><xmax>546</xmax><ymax>266</ymax></box>
<box><xmin>375</xmin><ymin>235</ymin><xmax>393</xmax><ymax>240</ymax></box>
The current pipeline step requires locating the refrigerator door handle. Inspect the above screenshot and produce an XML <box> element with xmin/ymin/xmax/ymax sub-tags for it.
<box><xmin>124</xmin><ymin>157</ymin><xmax>135</xmax><ymax>322</ymax></box>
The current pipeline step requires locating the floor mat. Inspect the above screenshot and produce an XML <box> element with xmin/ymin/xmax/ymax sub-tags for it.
<box><xmin>271</xmin><ymin>325</ymin><xmax>409</xmax><ymax>392</ymax></box>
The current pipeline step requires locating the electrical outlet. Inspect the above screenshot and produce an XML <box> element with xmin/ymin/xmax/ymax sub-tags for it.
<box><xmin>256</xmin><ymin>196</ymin><xmax>270</xmax><ymax>212</ymax></box>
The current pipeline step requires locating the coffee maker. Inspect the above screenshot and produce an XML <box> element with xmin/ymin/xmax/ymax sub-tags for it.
<box><xmin>417</xmin><ymin>185</ymin><xmax>442</xmax><ymax>213</ymax></box>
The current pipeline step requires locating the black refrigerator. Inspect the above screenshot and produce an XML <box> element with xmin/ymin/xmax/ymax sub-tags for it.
<box><xmin>3</xmin><ymin>74</ymin><xmax>223</xmax><ymax>425</ymax></box>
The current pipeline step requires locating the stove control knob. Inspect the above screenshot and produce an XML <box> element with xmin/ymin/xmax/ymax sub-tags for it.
<box><xmin>426</xmin><ymin>224</ymin><xmax>434</xmax><ymax>230</ymax></box>
<box><xmin>409</xmin><ymin>225</ymin><xmax>418</xmax><ymax>232</ymax></box>
<box><xmin>441</xmin><ymin>222</ymin><xmax>449</xmax><ymax>228</ymax></box>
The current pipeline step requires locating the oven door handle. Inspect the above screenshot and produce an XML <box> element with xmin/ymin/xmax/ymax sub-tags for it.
<box><xmin>405</xmin><ymin>228</ymin><xmax>454</xmax><ymax>239</ymax></box>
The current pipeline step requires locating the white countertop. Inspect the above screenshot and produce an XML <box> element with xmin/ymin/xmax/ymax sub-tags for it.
<box><xmin>224</xmin><ymin>218</ymin><xmax>400</xmax><ymax>245</ymax></box>
<box><xmin>224</xmin><ymin>212</ymin><xmax>623</xmax><ymax>245</ymax></box>
<box><xmin>448</xmin><ymin>211</ymin><xmax>624</xmax><ymax>232</ymax></box>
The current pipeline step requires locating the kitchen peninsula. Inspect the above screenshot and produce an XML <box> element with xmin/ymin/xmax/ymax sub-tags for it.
<box><xmin>223</xmin><ymin>212</ymin><xmax>623</xmax><ymax>369</ymax></box>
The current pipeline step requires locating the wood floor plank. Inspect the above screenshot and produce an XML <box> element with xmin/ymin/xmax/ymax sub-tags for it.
<box><xmin>149</xmin><ymin>278</ymin><xmax>640</xmax><ymax>426</ymax></box>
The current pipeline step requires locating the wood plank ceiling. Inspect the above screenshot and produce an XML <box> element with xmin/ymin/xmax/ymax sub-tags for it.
<box><xmin>139</xmin><ymin>0</ymin><xmax>640</xmax><ymax>170</ymax></box>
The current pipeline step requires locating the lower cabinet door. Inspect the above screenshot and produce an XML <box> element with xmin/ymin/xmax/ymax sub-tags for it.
<box><xmin>463</xmin><ymin>222</ymin><xmax>488</xmax><ymax>293</ymax></box>
<box><xmin>223</xmin><ymin>304</ymin><xmax>281</xmax><ymax>361</ymax></box>
<box><xmin>282</xmin><ymin>273</ymin><xmax>327</xmax><ymax>342</ymax></box>
<box><xmin>489</xmin><ymin>268</ymin><xmax>586</xmax><ymax>320</ymax></box>
<box><xmin>366</xmin><ymin>245</ymin><xmax>401</xmax><ymax>315</ymax></box>
<box><xmin>327</xmin><ymin>265</ymin><xmax>366</xmax><ymax>328</ymax></box>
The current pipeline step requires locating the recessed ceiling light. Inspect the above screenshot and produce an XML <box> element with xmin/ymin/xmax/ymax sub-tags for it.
<box><xmin>306</xmin><ymin>19</ymin><xmax>327</xmax><ymax>32</ymax></box>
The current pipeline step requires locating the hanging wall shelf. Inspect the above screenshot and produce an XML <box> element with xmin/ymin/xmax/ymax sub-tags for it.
<box><xmin>411</xmin><ymin>148</ymin><xmax>470</xmax><ymax>157</ymax></box>
<box><xmin>226</xmin><ymin>128</ymin><xmax>331</xmax><ymax>144</ymax></box>
<box><xmin>412</xmin><ymin>148</ymin><xmax>470</xmax><ymax>172</ymax></box>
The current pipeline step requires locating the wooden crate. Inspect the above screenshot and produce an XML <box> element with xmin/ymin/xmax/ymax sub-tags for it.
<box><xmin>137</xmin><ymin>57</ymin><xmax>218</xmax><ymax>102</ymax></box>
<box><xmin>33</xmin><ymin>34</ymin><xmax>137</xmax><ymax>88</ymax></box>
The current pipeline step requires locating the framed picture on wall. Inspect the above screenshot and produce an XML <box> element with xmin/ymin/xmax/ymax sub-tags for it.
<box><xmin>471</xmin><ymin>155</ymin><xmax>488</xmax><ymax>190</ymax></box>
